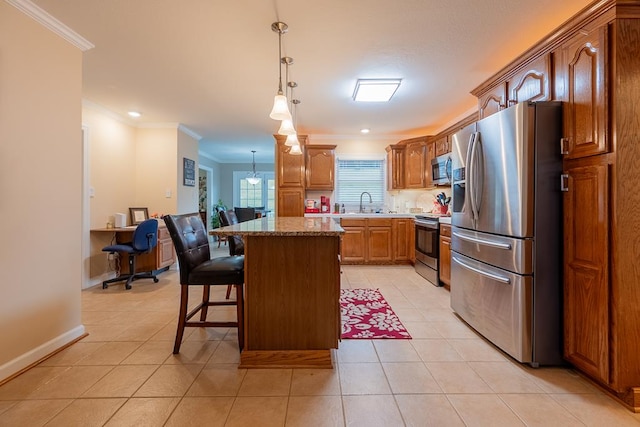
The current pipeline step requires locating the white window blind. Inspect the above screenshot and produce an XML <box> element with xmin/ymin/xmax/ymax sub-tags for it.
<box><xmin>336</xmin><ymin>159</ymin><xmax>385</xmax><ymax>203</ymax></box>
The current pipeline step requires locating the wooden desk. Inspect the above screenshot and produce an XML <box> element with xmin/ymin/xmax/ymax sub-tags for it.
<box><xmin>91</xmin><ymin>222</ymin><xmax>175</xmax><ymax>274</ymax></box>
<box><xmin>210</xmin><ymin>217</ymin><xmax>344</xmax><ymax>368</ymax></box>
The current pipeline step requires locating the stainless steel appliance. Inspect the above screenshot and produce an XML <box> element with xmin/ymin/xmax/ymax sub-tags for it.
<box><xmin>414</xmin><ymin>215</ymin><xmax>440</xmax><ymax>286</ymax></box>
<box><xmin>431</xmin><ymin>153</ymin><xmax>452</xmax><ymax>185</ymax></box>
<box><xmin>450</xmin><ymin>101</ymin><xmax>563</xmax><ymax>366</ymax></box>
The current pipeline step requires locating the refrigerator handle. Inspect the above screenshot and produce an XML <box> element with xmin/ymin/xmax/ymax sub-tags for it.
<box><xmin>452</xmin><ymin>256</ymin><xmax>511</xmax><ymax>284</ymax></box>
<box><xmin>452</xmin><ymin>231</ymin><xmax>512</xmax><ymax>250</ymax></box>
<box><xmin>465</xmin><ymin>133</ymin><xmax>477</xmax><ymax>221</ymax></box>
<box><xmin>469</xmin><ymin>133</ymin><xmax>482</xmax><ymax>221</ymax></box>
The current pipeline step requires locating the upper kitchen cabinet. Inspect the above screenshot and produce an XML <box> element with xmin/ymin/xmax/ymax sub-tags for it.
<box><xmin>473</xmin><ymin>53</ymin><xmax>552</xmax><ymax>120</ymax></box>
<box><xmin>386</xmin><ymin>145</ymin><xmax>405</xmax><ymax>190</ymax></box>
<box><xmin>404</xmin><ymin>137</ymin><xmax>428</xmax><ymax>189</ymax></box>
<box><xmin>555</xmin><ymin>22</ymin><xmax>608</xmax><ymax>159</ymax></box>
<box><xmin>434</xmin><ymin>135</ymin><xmax>450</xmax><ymax>157</ymax></box>
<box><xmin>306</xmin><ymin>144</ymin><xmax>336</xmax><ymax>190</ymax></box>
<box><xmin>275</xmin><ymin>134</ymin><xmax>307</xmax><ymax>188</ymax></box>
<box><xmin>275</xmin><ymin>134</ymin><xmax>307</xmax><ymax>216</ymax></box>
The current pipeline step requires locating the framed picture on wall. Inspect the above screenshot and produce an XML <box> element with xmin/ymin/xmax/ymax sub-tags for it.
<box><xmin>129</xmin><ymin>207</ymin><xmax>149</xmax><ymax>225</ymax></box>
<box><xmin>183</xmin><ymin>157</ymin><xmax>196</xmax><ymax>186</ymax></box>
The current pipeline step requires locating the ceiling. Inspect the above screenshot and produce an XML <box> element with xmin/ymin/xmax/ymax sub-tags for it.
<box><xmin>31</xmin><ymin>0</ymin><xmax>593</xmax><ymax>163</ymax></box>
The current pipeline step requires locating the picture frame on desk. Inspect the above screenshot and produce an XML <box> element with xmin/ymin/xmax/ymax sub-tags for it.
<box><xmin>129</xmin><ymin>207</ymin><xmax>149</xmax><ymax>225</ymax></box>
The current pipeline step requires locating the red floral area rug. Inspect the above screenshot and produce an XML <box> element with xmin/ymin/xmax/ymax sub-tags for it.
<box><xmin>340</xmin><ymin>288</ymin><xmax>412</xmax><ymax>339</ymax></box>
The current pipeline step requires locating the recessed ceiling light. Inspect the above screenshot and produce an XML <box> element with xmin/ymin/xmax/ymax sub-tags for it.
<box><xmin>353</xmin><ymin>79</ymin><xmax>401</xmax><ymax>102</ymax></box>
<box><xmin>128</xmin><ymin>111</ymin><xmax>141</xmax><ymax>118</ymax></box>
<box><xmin>360</xmin><ymin>128</ymin><xmax>370</xmax><ymax>134</ymax></box>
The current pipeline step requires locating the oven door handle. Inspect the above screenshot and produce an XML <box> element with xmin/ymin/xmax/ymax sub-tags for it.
<box><xmin>452</xmin><ymin>255</ymin><xmax>511</xmax><ymax>284</ymax></box>
<box><xmin>452</xmin><ymin>232</ymin><xmax>512</xmax><ymax>250</ymax></box>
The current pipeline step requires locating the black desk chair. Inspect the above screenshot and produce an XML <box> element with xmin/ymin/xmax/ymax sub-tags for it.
<box><xmin>101</xmin><ymin>219</ymin><xmax>160</xmax><ymax>290</ymax></box>
<box><xmin>163</xmin><ymin>213</ymin><xmax>245</xmax><ymax>354</ymax></box>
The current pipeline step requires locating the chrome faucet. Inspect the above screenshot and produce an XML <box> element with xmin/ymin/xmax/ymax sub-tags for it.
<box><xmin>359</xmin><ymin>192</ymin><xmax>372</xmax><ymax>213</ymax></box>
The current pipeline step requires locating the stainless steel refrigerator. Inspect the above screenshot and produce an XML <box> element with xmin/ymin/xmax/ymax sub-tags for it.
<box><xmin>450</xmin><ymin>101</ymin><xmax>563</xmax><ymax>366</ymax></box>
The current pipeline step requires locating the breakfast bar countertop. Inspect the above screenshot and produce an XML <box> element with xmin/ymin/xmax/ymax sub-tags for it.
<box><xmin>209</xmin><ymin>216</ymin><xmax>344</xmax><ymax>237</ymax></box>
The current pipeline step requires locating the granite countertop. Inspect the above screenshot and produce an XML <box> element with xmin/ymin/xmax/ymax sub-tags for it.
<box><xmin>209</xmin><ymin>216</ymin><xmax>344</xmax><ymax>237</ymax></box>
<box><xmin>304</xmin><ymin>213</ymin><xmax>416</xmax><ymax>219</ymax></box>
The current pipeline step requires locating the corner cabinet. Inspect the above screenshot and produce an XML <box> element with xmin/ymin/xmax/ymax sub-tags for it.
<box><xmin>306</xmin><ymin>145</ymin><xmax>336</xmax><ymax>190</ymax></box>
<box><xmin>275</xmin><ymin>134</ymin><xmax>306</xmax><ymax>217</ymax></box>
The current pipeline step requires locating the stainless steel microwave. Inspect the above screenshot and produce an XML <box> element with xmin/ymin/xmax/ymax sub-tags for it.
<box><xmin>431</xmin><ymin>154</ymin><xmax>451</xmax><ymax>185</ymax></box>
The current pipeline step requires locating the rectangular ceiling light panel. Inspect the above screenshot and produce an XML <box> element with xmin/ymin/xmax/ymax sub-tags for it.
<box><xmin>353</xmin><ymin>79</ymin><xmax>401</xmax><ymax>102</ymax></box>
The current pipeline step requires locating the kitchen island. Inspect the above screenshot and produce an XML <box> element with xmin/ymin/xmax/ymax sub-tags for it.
<box><xmin>210</xmin><ymin>216</ymin><xmax>344</xmax><ymax>368</ymax></box>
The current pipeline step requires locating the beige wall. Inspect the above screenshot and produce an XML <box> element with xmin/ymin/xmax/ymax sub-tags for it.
<box><xmin>0</xmin><ymin>3</ymin><xmax>85</xmax><ymax>381</ymax></box>
<box><xmin>136</xmin><ymin>127</ymin><xmax>179</xmax><ymax>216</ymax></box>
<box><xmin>176</xmin><ymin>129</ymin><xmax>200</xmax><ymax>214</ymax></box>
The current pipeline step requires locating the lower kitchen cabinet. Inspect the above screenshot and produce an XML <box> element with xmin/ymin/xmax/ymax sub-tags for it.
<box><xmin>439</xmin><ymin>223</ymin><xmax>451</xmax><ymax>288</ymax></box>
<box><xmin>563</xmin><ymin>157</ymin><xmax>610</xmax><ymax>384</ymax></box>
<box><xmin>340</xmin><ymin>217</ymin><xmax>413</xmax><ymax>265</ymax></box>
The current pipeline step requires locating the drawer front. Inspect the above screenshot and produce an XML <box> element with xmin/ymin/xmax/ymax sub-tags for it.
<box><xmin>158</xmin><ymin>226</ymin><xmax>170</xmax><ymax>240</ymax></box>
<box><xmin>368</xmin><ymin>218</ymin><xmax>392</xmax><ymax>227</ymax></box>
<box><xmin>340</xmin><ymin>218</ymin><xmax>366</xmax><ymax>227</ymax></box>
<box><xmin>440</xmin><ymin>224</ymin><xmax>451</xmax><ymax>237</ymax></box>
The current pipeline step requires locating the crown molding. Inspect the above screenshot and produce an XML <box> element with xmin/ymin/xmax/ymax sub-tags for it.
<box><xmin>82</xmin><ymin>99</ymin><xmax>138</xmax><ymax>126</ymax></box>
<box><xmin>198</xmin><ymin>150</ymin><xmax>224</xmax><ymax>163</ymax></box>
<box><xmin>6</xmin><ymin>0</ymin><xmax>94</xmax><ymax>51</ymax></box>
<box><xmin>178</xmin><ymin>124</ymin><xmax>203</xmax><ymax>141</ymax></box>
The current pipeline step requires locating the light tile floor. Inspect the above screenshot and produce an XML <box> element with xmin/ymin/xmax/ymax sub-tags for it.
<box><xmin>1</xmin><ymin>246</ymin><xmax>639</xmax><ymax>426</ymax></box>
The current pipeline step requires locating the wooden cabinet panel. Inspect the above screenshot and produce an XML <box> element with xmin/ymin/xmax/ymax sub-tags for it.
<box><xmin>393</xmin><ymin>218</ymin><xmax>414</xmax><ymax>263</ymax></box>
<box><xmin>276</xmin><ymin>135</ymin><xmax>306</xmax><ymax>188</ymax></box>
<box><xmin>386</xmin><ymin>145</ymin><xmax>405</xmax><ymax>190</ymax></box>
<box><xmin>559</xmin><ymin>26</ymin><xmax>608</xmax><ymax>159</ymax></box>
<box><xmin>157</xmin><ymin>226</ymin><xmax>175</xmax><ymax>268</ymax></box>
<box><xmin>508</xmin><ymin>54</ymin><xmax>552</xmax><ymax>105</ymax></box>
<box><xmin>478</xmin><ymin>84</ymin><xmax>506</xmax><ymax>119</ymax></box>
<box><xmin>306</xmin><ymin>145</ymin><xmax>336</xmax><ymax>190</ymax></box>
<box><xmin>278</xmin><ymin>188</ymin><xmax>304</xmax><ymax>217</ymax></box>
<box><xmin>341</xmin><ymin>224</ymin><xmax>366</xmax><ymax>263</ymax></box>
<box><xmin>563</xmin><ymin>161</ymin><xmax>609</xmax><ymax>383</ymax></box>
<box><xmin>367</xmin><ymin>226</ymin><xmax>392</xmax><ymax>262</ymax></box>
<box><xmin>439</xmin><ymin>224</ymin><xmax>451</xmax><ymax>288</ymax></box>
<box><xmin>405</xmin><ymin>142</ymin><xmax>427</xmax><ymax>188</ymax></box>
<box><xmin>434</xmin><ymin>137</ymin><xmax>450</xmax><ymax>157</ymax></box>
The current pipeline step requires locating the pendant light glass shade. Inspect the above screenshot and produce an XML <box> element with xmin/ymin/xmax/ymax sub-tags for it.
<box><xmin>246</xmin><ymin>150</ymin><xmax>261</xmax><ymax>185</ymax></box>
<box><xmin>285</xmin><ymin>133</ymin><xmax>299</xmax><ymax>146</ymax></box>
<box><xmin>278</xmin><ymin>118</ymin><xmax>296</xmax><ymax>135</ymax></box>
<box><xmin>289</xmin><ymin>143</ymin><xmax>303</xmax><ymax>155</ymax></box>
<box><xmin>269</xmin><ymin>94</ymin><xmax>292</xmax><ymax>121</ymax></box>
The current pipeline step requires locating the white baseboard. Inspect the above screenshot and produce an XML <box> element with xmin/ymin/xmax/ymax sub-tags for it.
<box><xmin>0</xmin><ymin>325</ymin><xmax>86</xmax><ymax>383</ymax></box>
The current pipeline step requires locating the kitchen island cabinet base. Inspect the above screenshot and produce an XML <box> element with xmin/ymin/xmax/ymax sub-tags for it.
<box><xmin>239</xmin><ymin>349</ymin><xmax>333</xmax><ymax>369</ymax></box>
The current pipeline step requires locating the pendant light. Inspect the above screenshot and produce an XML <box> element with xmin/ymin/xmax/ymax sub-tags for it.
<box><xmin>269</xmin><ymin>22</ymin><xmax>292</xmax><ymax>121</ymax></box>
<box><xmin>289</xmin><ymin>143</ymin><xmax>303</xmax><ymax>155</ymax></box>
<box><xmin>246</xmin><ymin>150</ymin><xmax>261</xmax><ymax>185</ymax></box>
<box><xmin>278</xmin><ymin>64</ymin><xmax>297</xmax><ymax>136</ymax></box>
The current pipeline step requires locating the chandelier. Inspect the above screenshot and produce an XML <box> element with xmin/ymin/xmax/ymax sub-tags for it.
<box><xmin>246</xmin><ymin>150</ymin><xmax>261</xmax><ymax>185</ymax></box>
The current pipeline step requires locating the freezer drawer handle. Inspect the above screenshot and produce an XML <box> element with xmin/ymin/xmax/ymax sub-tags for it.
<box><xmin>452</xmin><ymin>256</ymin><xmax>511</xmax><ymax>284</ymax></box>
<box><xmin>452</xmin><ymin>232</ymin><xmax>512</xmax><ymax>250</ymax></box>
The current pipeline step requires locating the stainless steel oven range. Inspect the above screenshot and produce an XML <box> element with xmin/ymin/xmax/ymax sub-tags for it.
<box><xmin>414</xmin><ymin>215</ymin><xmax>440</xmax><ymax>286</ymax></box>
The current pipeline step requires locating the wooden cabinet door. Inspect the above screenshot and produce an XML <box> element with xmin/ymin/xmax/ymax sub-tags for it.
<box><xmin>386</xmin><ymin>145</ymin><xmax>405</xmax><ymax>190</ymax></box>
<box><xmin>439</xmin><ymin>224</ymin><xmax>451</xmax><ymax>287</ymax></box>
<box><xmin>393</xmin><ymin>218</ymin><xmax>414</xmax><ymax>263</ymax></box>
<box><xmin>405</xmin><ymin>142</ymin><xmax>426</xmax><ymax>188</ymax></box>
<box><xmin>478</xmin><ymin>83</ymin><xmax>506</xmax><ymax>119</ymax></box>
<box><xmin>434</xmin><ymin>136</ymin><xmax>449</xmax><ymax>157</ymax></box>
<box><xmin>306</xmin><ymin>145</ymin><xmax>335</xmax><ymax>190</ymax></box>
<box><xmin>156</xmin><ymin>226</ymin><xmax>175</xmax><ymax>268</ymax></box>
<box><xmin>563</xmin><ymin>161</ymin><xmax>609</xmax><ymax>383</ymax></box>
<box><xmin>277</xmin><ymin>188</ymin><xmax>304</xmax><ymax>217</ymax></box>
<box><xmin>341</xmin><ymin>225</ymin><xmax>366</xmax><ymax>263</ymax></box>
<box><xmin>560</xmin><ymin>26</ymin><xmax>608</xmax><ymax>159</ymax></box>
<box><xmin>276</xmin><ymin>135</ymin><xmax>306</xmax><ymax>188</ymax></box>
<box><xmin>367</xmin><ymin>226</ymin><xmax>392</xmax><ymax>262</ymax></box>
<box><xmin>507</xmin><ymin>53</ymin><xmax>551</xmax><ymax>106</ymax></box>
